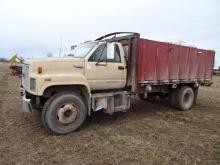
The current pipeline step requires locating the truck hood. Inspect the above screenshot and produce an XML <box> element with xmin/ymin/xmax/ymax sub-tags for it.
<box><xmin>25</xmin><ymin>57</ymin><xmax>85</xmax><ymax>75</ymax></box>
<box><xmin>25</xmin><ymin>56</ymin><xmax>84</xmax><ymax>64</ymax></box>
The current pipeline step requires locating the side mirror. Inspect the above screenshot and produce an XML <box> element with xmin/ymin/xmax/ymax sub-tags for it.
<box><xmin>107</xmin><ymin>43</ymin><xmax>115</xmax><ymax>60</ymax></box>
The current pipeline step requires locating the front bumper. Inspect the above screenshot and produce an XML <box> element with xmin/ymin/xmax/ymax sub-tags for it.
<box><xmin>20</xmin><ymin>86</ymin><xmax>33</xmax><ymax>113</ymax></box>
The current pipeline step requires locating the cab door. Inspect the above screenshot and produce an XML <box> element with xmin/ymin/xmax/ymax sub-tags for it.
<box><xmin>85</xmin><ymin>43</ymin><xmax>127</xmax><ymax>90</ymax></box>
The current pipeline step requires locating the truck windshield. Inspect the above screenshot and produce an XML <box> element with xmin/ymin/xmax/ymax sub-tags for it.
<box><xmin>68</xmin><ymin>42</ymin><xmax>97</xmax><ymax>58</ymax></box>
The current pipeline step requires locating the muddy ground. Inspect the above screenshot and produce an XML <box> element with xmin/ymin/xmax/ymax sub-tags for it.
<box><xmin>0</xmin><ymin>62</ymin><xmax>219</xmax><ymax>165</ymax></box>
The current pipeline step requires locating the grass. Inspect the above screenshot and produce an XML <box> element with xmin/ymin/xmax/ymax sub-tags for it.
<box><xmin>101</xmin><ymin>131</ymin><xmax>125</xmax><ymax>144</ymax></box>
<box><xmin>215</xmin><ymin>147</ymin><xmax>220</xmax><ymax>156</ymax></box>
<box><xmin>1</xmin><ymin>62</ymin><xmax>220</xmax><ymax>164</ymax></box>
<box><xmin>67</xmin><ymin>145</ymin><xmax>88</xmax><ymax>156</ymax></box>
<box><xmin>135</xmin><ymin>145</ymin><xmax>165</xmax><ymax>165</ymax></box>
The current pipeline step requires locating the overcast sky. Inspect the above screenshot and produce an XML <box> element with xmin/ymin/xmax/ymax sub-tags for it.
<box><xmin>0</xmin><ymin>0</ymin><xmax>219</xmax><ymax>67</ymax></box>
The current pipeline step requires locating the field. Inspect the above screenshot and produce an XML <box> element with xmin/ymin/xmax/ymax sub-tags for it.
<box><xmin>0</xmin><ymin>62</ymin><xmax>220</xmax><ymax>164</ymax></box>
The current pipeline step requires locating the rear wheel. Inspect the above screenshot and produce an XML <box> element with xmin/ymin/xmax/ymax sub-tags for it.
<box><xmin>42</xmin><ymin>92</ymin><xmax>87</xmax><ymax>134</ymax></box>
<box><xmin>169</xmin><ymin>89</ymin><xmax>178</xmax><ymax>108</ymax></box>
<box><xmin>193</xmin><ymin>88</ymin><xmax>199</xmax><ymax>104</ymax></box>
<box><xmin>176</xmin><ymin>86</ymin><xmax>194</xmax><ymax>111</ymax></box>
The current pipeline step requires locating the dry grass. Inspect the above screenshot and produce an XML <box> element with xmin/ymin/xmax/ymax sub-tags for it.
<box><xmin>0</xmin><ymin>62</ymin><xmax>220</xmax><ymax>164</ymax></box>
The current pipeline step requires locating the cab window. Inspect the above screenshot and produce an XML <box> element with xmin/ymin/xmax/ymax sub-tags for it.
<box><xmin>89</xmin><ymin>44</ymin><xmax>107</xmax><ymax>62</ymax></box>
<box><xmin>89</xmin><ymin>43</ymin><xmax>121</xmax><ymax>62</ymax></box>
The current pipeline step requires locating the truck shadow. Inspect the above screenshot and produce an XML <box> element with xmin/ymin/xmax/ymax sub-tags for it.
<box><xmin>21</xmin><ymin>99</ymin><xmax>177</xmax><ymax>134</ymax></box>
<box><xmin>84</xmin><ymin>98</ymin><xmax>176</xmax><ymax>127</ymax></box>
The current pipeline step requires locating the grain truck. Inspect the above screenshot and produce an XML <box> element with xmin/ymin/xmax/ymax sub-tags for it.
<box><xmin>20</xmin><ymin>32</ymin><xmax>215</xmax><ymax>134</ymax></box>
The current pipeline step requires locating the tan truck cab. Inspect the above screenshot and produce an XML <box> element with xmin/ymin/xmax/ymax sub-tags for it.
<box><xmin>21</xmin><ymin>40</ymin><xmax>129</xmax><ymax>134</ymax></box>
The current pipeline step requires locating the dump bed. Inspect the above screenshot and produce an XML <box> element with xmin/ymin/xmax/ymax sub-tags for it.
<box><xmin>95</xmin><ymin>32</ymin><xmax>215</xmax><ymax>91</ymax></box>
<box><xmin>137</xmin><ymin>39</ymin><xmax>215</xmax><ymax>85</ymax></box>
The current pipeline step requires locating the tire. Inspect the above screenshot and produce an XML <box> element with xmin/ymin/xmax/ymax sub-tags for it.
<box><xmin>193</xmin><ymin>88</ymin><xmax>199</xmax><ymax>104</ymax></box>
<box><xmin>42</xmin><ymin>92</ymin><xmax>87</xmax><ymax>134</ymax></box>
<box><xmin>169</xmin><ymin>89</ymin><xmax>178</xmax><ymax>108</ymax></box>
<box><xmin>176</xmin><ymin>86</ymin><xmax>194</xmax><ymax>111</ymax></box>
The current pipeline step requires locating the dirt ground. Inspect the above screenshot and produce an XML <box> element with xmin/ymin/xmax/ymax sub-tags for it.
<box><xmin>0</xmin><ymin>62</ymin><xmax>219</xmax><ymax>165</ymax></box>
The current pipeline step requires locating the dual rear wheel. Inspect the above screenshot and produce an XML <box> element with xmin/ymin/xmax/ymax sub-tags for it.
<box><xmin>171</xmin><ymin>86</ymin><xmax>196</xmax><ymax>110</ymax></box>
<box><xmin>139</xmin><ymin>86</ymin><xmax>197</xmax><ymax>111</ymax></box>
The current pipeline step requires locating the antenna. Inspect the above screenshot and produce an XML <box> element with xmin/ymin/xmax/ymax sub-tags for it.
<box><xmin>58</xmin><ymin>37</ymin><xmax>63</xmax><ymax>57</ymax></box>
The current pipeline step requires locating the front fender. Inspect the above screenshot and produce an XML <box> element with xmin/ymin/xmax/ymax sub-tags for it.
<box><xmin>36</xmin><ymin>73</ymin><xmax>90</xmax><ymax>96</ymax></box>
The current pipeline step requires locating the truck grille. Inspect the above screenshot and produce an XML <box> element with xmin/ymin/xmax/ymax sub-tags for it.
<box><xmin>22</xmin><ymin>64</ymin><xmax>30</xmax><ymax>90</ymax></box>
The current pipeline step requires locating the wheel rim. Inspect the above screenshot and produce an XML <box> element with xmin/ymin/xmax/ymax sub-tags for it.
<box><xmin>57</xmin><ymin>104</ymin><xmax>79</xmax><ymax>124</ymax></box>
<box><xmin>183</xmin><ymin>92</ymin><xmax>192</xmax><ymax>108</ymax></box>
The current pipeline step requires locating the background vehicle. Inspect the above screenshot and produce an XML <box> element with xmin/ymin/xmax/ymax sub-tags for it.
<box><xmin>213</xmin><ymin>67</ymin><xmax>220</xmax><ymax>76</ymax></box>
<box><xmin>20</xmin><ymin>32</ymin><xmax>215</xmax><ymax>134</ymax></box>
<box><xmin>9</xmin><ymin>54</ymin><xmax>24</xmax><ymax>77</ymax></box>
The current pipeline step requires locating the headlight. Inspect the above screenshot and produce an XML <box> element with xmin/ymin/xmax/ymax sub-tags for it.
<box><xmin>30</xmin><ymin>78</ymin><xmax>36</xmax><ymax>91</ymax></box>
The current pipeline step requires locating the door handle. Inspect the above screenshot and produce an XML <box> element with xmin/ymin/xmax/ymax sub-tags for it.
<box><xmin>118</xmin><ymin>66</ymin><xmax>125</xmax><ymax>70</ymax></box>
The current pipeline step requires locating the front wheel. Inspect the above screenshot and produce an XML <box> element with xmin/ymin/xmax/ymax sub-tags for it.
<box><xmin>42</xmin><ymin>92</ymin><xmax>87</xmax><ymax>134</ymax></box>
